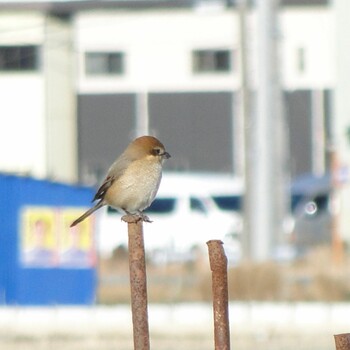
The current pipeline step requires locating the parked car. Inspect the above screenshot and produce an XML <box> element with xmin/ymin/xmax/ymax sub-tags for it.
<box><xmin>96</xmin><ymin>172</ymin><xmax>243</xmax><ymax>265</ymax></box>
<box><xmin>289</xmin><ymin>173</ymin><xmax>333</xmax><ymax>255</ymax></box>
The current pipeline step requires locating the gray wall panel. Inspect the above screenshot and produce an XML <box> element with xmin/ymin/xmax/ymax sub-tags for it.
<box><xmin>285</xmin><ymin>90</ymin><xmax>312</xmax><ymax>177</ymax></box>
<box><xmin>77</xmin><ymin>90</ymin><xmax>320</xmax><ymax>184</ymax></box>
<box><xmin>149</xmin><ymin>92</ymin><xmax>234</xmax><ymax>173</ymax></box>
<box><xmin>77</xmin><ymin>94</ymin><xmax>135</xmax><ymax>182</ymax></box>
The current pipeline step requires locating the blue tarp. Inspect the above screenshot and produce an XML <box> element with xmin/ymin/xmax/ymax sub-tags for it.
<box><xmin>0</xmin><ymin>174</ymin><xmax>96</xmax><ymax>305</ymax></box>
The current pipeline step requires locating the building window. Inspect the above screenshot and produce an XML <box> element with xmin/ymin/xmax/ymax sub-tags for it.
<box><xmin>297</xmin><ymin>47</ymin><xmax>306</xmax><ymax>73</ymax></box>
<box><xmin>0</xmin><ymin>45</ymin><xmax>39</xmax><ymax>71</ymax></box>
<box><xmin>192</xmin><ymin>49</ymin><xmax>232</xmax><ymax>73</ymax></box>
<box><xmin>85</xmin><ymin>52</ymin><xmax>125</xmax><ymax>75</ymax></box>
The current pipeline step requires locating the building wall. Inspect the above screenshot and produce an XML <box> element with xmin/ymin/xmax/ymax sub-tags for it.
<box><xmin>149</xmin><ymin>92</ymin><xmax>234</xmax><ymax>172</ymax></box>
<box><xmin>77</xmin><ymin>91</ymin><xmax>234</xmax><ymax>181</ymax></box>
<box><xmin>334</xmin><ymin>0</ymin><xmax>350</xmax><ymax>166</ymax></box>
<box><xmin>75</xmin><ymin>7</ymin><xmax>334</xmax><ymax>181</ymax></box>
<box><xmin>0</xmin><ymin>13</ymin><xmax>46</xmax><ymax>177</ymax></box>
<box><xmin>0</xmin><ymin>5</ymin><xmax>338</xmax><ymax>182</ymax></box>
<box><xmin>44</xmin><ymin>14</ymin><xmax>77</xmax><ymax>182</ymax></box>
<box><xmin>280</xmin><ymin>7</ymin><xmax>335</xmax><ymax>90</ymax></box>
<box><xmin>285</xmin><ymin>90</ymin><xmax>313</xmax><ymax>176</ymax></box>
<box><xmin>75</xmin><ymin>9</ymin><xmax>240</xmax><ymax>93</ymax></box>
<box><xmin>0</xmin><ymin>12</ymin><xmax>77</xmax><ymax>182</ymax></box>
<box><xmin>77</xmin><ymin>93</ymin><xmax>136</xmax><ymax>183</ymax></box>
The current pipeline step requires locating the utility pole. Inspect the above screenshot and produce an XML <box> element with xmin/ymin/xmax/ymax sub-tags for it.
<box><xmin>136</xmin><ymin>90</ymin><xmax>149</xmax><ymax>137</ymax></box>
<box><xmin>238</xmin><ymin>0</ymin><xmax>252</xmax><ymax>260</ymax></box>
<box><xmin>244</xmin><ymin>0</ymin><xmax>285</xmax><ymax>261</ymax></box>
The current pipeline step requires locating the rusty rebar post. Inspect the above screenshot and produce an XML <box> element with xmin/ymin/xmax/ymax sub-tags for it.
<box><xmin>335</xmin><ymin>333</ymin><xmax>350</xmax><ymax>350</ymax></box>
<box><xmin>124</xmin><ymin>216</ymin><xmax>150</xmax><ymax>350</ymax></box>
<box><xmin>207</xmin><ymin>240</ymin><xmax>231</xmax><ymax>350</ymax></box>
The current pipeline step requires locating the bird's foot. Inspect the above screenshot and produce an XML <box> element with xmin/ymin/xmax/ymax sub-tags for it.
<box><xmin>140</xmin><ymin>213</ymin><xmax>152</xmax><ymax>223</ymax></box>
<box><xmin>121</xmin><ymin>213</ymin><xmax>152</xmax><ymax>223</ymax></box>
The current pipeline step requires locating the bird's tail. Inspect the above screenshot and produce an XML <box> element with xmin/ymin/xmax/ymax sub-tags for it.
<box><xmin>70</xmin><ymin>202</ymin><xmax>104</xmax><ymax>227</ymax></box>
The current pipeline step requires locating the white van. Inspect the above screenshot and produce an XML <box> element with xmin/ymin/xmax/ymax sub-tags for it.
<box><xmin>96</xmin><ymin>172</ymin><xmax>244</xmax><ymax>264</ymax></box>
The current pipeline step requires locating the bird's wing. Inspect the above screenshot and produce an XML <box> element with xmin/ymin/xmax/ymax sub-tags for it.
<box><xmin>92</xmin><ymin>176</ymin><xmax>114</xmax><ymax>202</ymax></box>
<box><xmin>92</xmin><ymin>153</ymin><xmax>132</xmax><ymax>202</ymax></box>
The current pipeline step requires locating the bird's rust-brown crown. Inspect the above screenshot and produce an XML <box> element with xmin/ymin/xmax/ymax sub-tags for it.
<box><xmin>127</xmin><ymin>136</ymin><xmax>169</xmax><ymax>159</ymax></box>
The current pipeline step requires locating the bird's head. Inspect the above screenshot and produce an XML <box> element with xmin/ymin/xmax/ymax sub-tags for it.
<box><xmin>127</xmin><ymin>136</ymin><xmax>171</xmax><ymax>163</ymax></box>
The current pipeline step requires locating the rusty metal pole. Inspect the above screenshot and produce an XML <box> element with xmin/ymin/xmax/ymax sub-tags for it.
<box><xmin>123</xmin><ymin>216</ymin><xmax>150</xmax><ymax>350</ymax></box>
<box><xmin>207</xmin><ymin>240</ymin><xmax>231</xmax><ymax>350</ymax></box>
<box><xmin>335</xmin><ymin>333</ymin><xmax>350</xmax><ymax>350</ymax></box>
<box><xmin>329</xmin><ymin>146</ymin><xmax>344</xmax><ymax>266</ymax></box>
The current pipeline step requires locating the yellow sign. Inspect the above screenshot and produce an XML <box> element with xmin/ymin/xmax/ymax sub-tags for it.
<box><xmin>59</xmin><ymin>209</ymin><xmax>96</xmax><ymax>268</ymax></box>
<box><xmin>21</xmin><ymin>208</ymin><xmax>57</xmax><ymax>267</ymax></box>
<box><xmin>20</xmin><ymin>207</ymin><xmax>95</xmax><ymax>268</ymax></box>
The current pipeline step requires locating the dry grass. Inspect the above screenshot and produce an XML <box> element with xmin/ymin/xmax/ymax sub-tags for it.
<box><xmin>98</xmin><ymin>246</ymin><xmax>350</xmax><ymax>304</ymax></box>
<box><xmin>281</xmin><ymin>246</ymin><xmax>350</xmax><ymax>301</ymax></box>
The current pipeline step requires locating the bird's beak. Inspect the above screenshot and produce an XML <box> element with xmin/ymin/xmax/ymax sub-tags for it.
<box><xmin>162</xmin><ymin>152</ymin><xmax>171</xmax><ymax>159</ymax></box>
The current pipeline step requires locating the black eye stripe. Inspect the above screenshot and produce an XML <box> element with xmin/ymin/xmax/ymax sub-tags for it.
<box><xmin>151</xmin><ymin>148</ymin><xmax>161</xmax><ymax>156</ymax></box>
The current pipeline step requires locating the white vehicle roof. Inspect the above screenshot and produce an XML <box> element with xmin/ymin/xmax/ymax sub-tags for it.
<box><xmin>158</xmin><ymin>172</ymin><xmax>244</xmax><ymax>197</ymax></box>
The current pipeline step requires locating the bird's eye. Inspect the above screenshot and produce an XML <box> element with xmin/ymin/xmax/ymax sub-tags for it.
<box><xmin>152</xmin><ymin>148</ymin><xmax>161</xmax><ymax>156</ymax></box>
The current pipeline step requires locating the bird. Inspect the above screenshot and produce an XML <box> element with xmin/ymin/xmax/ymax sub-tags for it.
<box><xmin>70</xmin><ymin>135</ymin><xmax>170</xmax><ymax>227</ymax></box>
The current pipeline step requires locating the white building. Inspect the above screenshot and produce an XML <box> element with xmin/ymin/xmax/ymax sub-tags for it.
<box><xmin>0</xmin><ymin>10</ymin><xmax>76</xmax><ymax>182</ymax></box>
<box><xmin>0</xmin><ymin>0</ymin><xmax>347</xmax><ymax>184</ymax></box>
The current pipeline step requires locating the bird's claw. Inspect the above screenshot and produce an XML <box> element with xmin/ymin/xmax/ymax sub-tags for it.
<box><xmin>141</xmin><ymin>214</ymin><xmax>152</xmax><ymax>223</ymax></box>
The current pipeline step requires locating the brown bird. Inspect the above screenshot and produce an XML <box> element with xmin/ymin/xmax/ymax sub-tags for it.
<box><xmin>71</xmin><ymin>136</ymin><xmax>170</xmax><ymax>227</ymax></box>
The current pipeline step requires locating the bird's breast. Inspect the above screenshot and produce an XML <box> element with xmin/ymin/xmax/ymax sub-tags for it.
<box><xmin>104</xmin><ymin>159</ymin><xmax>162</xmax><ymax>213</ymax></box>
